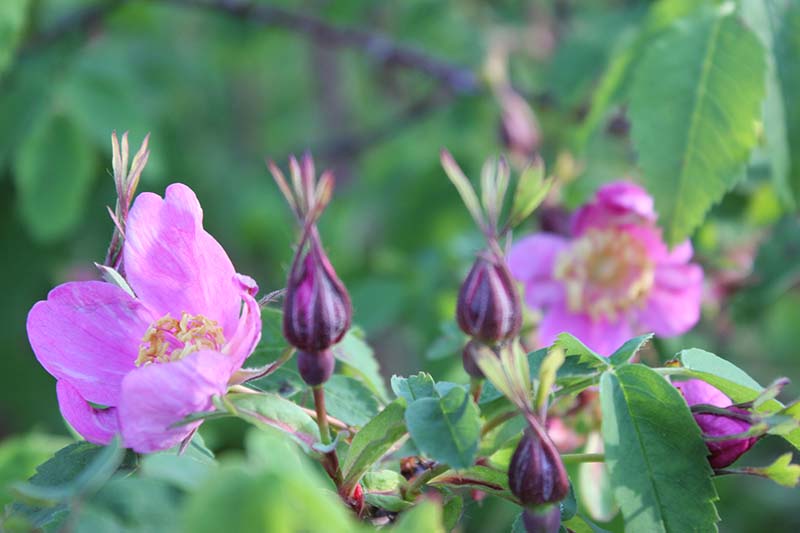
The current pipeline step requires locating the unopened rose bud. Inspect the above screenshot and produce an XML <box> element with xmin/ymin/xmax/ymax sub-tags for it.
<box><xmin>284</xmin><ymin>236</ymin><xmax>352</xmax><ymax>352</ymax></box>
<box><xmin>498</xmin><ymin>90</ymin><xmax>541</xmax><ymax>165</ymax></box>
<box><xmin>694</xmin><ymin>407</ymin><xmax>758</xmax><ymax>469</ymax></box>
<box><xmin>508</xmin><ymin>416</ymin><xmax>569</xmax><ymax>506</ymax></box>
<box><xmin>674</xmin><ymin>380</ymin><xmax>760</xmax><ymax>469</ymax></box>
<box><xmin>456</xmin><ymin>254</ymin><xmax>521</xmax><ymax>343</ymax></box>
<box><xmin>297</xmin><ymin>349</ymin><xmax>335</xmax><ymax>386</ymax></box>
<box><xmin>522</xmin><ymin>504</ymin><xmax>561</xmax><ymax>533</ymax></box>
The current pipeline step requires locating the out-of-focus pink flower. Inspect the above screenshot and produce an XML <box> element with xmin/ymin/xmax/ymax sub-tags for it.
<box><xmin>674</xmin><ymin>379</ymin><xmax>758</xmax><ymax>468</ymax></box>
<box><xmin>28</xmin><ymin>184</ymin><xmax>261</xmax><ymax>453</ymax></box>
<box><xmin>508</xmin><ymin>181</ymin><xmax>703</xmax><ymax>355</ymax></box>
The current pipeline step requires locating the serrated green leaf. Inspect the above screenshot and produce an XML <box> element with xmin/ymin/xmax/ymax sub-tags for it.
<box><xmin>630</xmin><ymin>7</ymin><xmax>768</xmax><ymax>244</ymax></box>
<box><xmin>323</xmin><ymin>374</ymin><xmax>380</xmax><ymax>427</ymax></box>
<box><xmin>554</xmin><ymin>333</ymin><xmax>610</xmax><ymax>370</ymax></box>
<box><xmin>0</xmin><ymin>433</ymin><xmax>69</xmax><ymax>508</ymax></box>
<box><xmin>13</xmin><ymin>112</ymin><xmax>96</xmax><ymax>243</ymax></box>
<box><xmin>13</xmin><ymin>439</ymin><xmax>125</xmax><ymax>503</ymax></box>
<box><xmin>600</xmin><ymin>364</ymin><xmax>719</xmax><ymax>532</ymax></box>
<box><xmin>333</xmin><ymin>328</ymin><xmax>390</xmax><ymax>402</ymax></box>
<box><xmin>227</xmin><ymin>393</ymin><xmax>320</xmax><ymax>454</ymax></box>
<box><xmin>608</xmin><ymin>333</ymin><xmax>653</xmax><ymax>366</ymax></box>
<box><xmin>405</xmin><ymin>386</ymin><xmax>481</xmax><ymax>470</ymax></box>
<box><xmin>342</xmin><ymin>400</ymin><xmax>407</xmax><ymax>491</ymax></box>
<box><xmin>391</xmin><ymin>372</ymin><xmax>436</xmax><ymax>402</ymax></box>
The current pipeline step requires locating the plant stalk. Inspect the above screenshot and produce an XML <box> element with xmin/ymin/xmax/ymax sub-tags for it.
<box><xmin>560</xmin><ymin>452</ymin><xmax>605</xmax><ymax>464</ymax></box>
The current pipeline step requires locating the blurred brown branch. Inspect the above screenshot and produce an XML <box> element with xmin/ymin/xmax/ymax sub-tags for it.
<box><xmin>159</xmin><ymin>0</ymin><xmax>479</xmax><ymax>95</ymax></box>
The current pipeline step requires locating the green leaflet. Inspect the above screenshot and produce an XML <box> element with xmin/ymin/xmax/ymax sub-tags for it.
<box><xmin>630</xmin><ymin>7</ymin><xmax>767</xmax><ymax>245</ymax></box>
<box><xmin>600</xmin><ymin>364</ymin><xmax>719</xmax><ymax>532</ymax></box>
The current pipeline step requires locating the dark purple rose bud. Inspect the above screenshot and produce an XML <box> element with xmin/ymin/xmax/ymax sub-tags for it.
<box><xmin>456</xmin><ymin>254</ymin><xmax>522</xmax><ymax>343</ymax></box>
<box><xmin>284</xmin><ymin>236</ymin><xmax>352</xmax><ymax>352</ymax></box>
<box><xmin>522</xmin><ymin>505</ymin><xmax>561</xmax><ymax>533</ymax></box>
<box><xmin>297</xmin><ymin>349</ymin><xmax>335</xmax><ymax>386</ymax></box>
<box><xmin>508</xmin><ymin>416</ymin><xmax>569</xmax><ymax>506</ymax></box>
<box><xmin>694</xmin><ymin>407</ymin><xmax>758</xmax><ymax>469</ymax></box>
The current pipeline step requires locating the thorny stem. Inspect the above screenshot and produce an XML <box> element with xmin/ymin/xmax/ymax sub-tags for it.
<box><xmin>560</xmin><ymin>453</ymin><xmax>605</xmax><ymax>465</ymax></box>
<box><xmin>404</xmin><ymin>463</ymin><xmax>450</xmax><ymax>500</ymax></box>
<box><xmin>470</xmin><ymin>377</ymin><xmax>484</xmax><ymax>404</ymax></box>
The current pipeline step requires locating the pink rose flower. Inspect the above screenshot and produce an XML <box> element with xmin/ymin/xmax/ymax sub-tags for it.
<box><xmin>508</xmin><ymin>181</ymin><xmax>703</xmax><ymax>355</ymax></box>
<box><xmin>27</xmin><ymin>184</ymin><xmax>261</xmax><ymax>453</ymax></box>
<box><xmin>674</xmin><ymin>379</ymin><xmax>758</xmax><ymax>468</ymax></box>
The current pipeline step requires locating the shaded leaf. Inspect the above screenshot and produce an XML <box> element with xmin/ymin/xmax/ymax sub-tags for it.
<box><xmin>333</xmin><ymin>328</ymin><xmax>390</xmax><ymax>402</ymax></box>
<box><xmin>13</xmin><ymin>112</ymin><xmax>96</xmax><ymax>242</ymax></box>
<box><xmin>324</xmin><ymin>374</ymin><xmax>380</xmax><ymax>427</ymax></box>
<box><xmin>405</xmin><ymin>386</ymin><xmax>481</xmax><ymax>469</ymax></box>
<box><xmin>342</xmin><ymin>400</ymin><xmax>407</xmax><ymax>491</ymax></box>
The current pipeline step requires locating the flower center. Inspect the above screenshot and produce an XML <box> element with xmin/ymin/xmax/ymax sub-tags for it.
<box><xmin>136</xmin><ymin>312</ymin><xmax>225</xmax><ymax>366</ymax></box>
<box><xmin>553</xmin><ymin>228</ymin><xmax>654</xmax><ymax>320</ymax></box>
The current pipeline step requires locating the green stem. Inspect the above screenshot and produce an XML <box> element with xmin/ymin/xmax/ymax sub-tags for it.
<box><xmin>560</xmin><ymin>452</ymin><xmax>605</xmax><ymax>464</ymax></box>
<box><xmin>481</xmin><ymin>409</ymin><xmax>518</xmax><ymax>436</ymax></box>
<box><xmin>404</xmin><ymin>464</ymin><xmax>450</xmax><ymax>500</ymax></box>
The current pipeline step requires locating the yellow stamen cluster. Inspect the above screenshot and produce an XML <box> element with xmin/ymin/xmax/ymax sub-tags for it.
<box><xmin>554</xmin><ymin>228</ymin><xmax>654</xmax><ymax>321</ymax></box>
<box><xmin>136</xmin><ymin>312</ymin><xmax>226</xmax><ymax>366</ymax></box>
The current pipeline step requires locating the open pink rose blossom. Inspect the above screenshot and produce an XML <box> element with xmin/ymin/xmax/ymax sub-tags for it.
<box><xmin>27</xmin><ymin>184</ymin><xmax>261</xmax><ymax>453</ymax></box>
<box><xmin>508</xmin><ymin>181</ymin><xmax>703</xmax><ymax>355</ymax></box>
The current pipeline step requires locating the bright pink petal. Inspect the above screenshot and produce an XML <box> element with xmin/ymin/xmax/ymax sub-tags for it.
<box><xmin>508</xmin><ymin>234</ymin><xmax>567</xmax><ymax>309</ymax></box>
<box><xmin>674</xmin><ymin>379</ymin><xmax>730</xmax><ymax>408</ymax></box>
<box><xmin>572</xmin><ymin>181</ymin><xmax>656</xmax><ymax>235</ymax></box>
<box><xmin>27</xmin><ymin>281</ymin><xmax>154</xmax><ymax>406</ymax></box>
<box><xmin>223</xmin><ymin>275</ymin><xmax>262</xmax><ymax>372</ymax></box>
<box><xmin>123</xmin><ymin>183</ymin><xmax>241</xmax><ymax>338</ymax></box>
<box><xmin>118</xmin><ymin>350</ymin><xmax>231</xmax><ymax>453</ymax></box>
<box><xmin>638</xmin><ymin>262</ymin><xmax>703</xmax><ymax>336</ymax></box>
<box><xmin>56</xmin><ymin>380</ymin><xmax>119</xmax><ymax>445</ymax></box>
<box><xmin>537</xmin><ymin>303</ymin><xmax>632</xmax><ymax>356</ymax></box>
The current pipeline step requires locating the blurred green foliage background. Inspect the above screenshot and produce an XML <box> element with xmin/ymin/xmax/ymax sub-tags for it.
<box><xmin>1</xmin><ymin>0</ymin><xmax>798</xmax><ymax>531</ymax></box>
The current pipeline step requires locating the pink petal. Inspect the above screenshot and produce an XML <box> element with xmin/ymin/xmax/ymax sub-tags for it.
<box><xmin>674</xmin><ymin>379</ymin><xmax>730</xmax><ymax>408</ymax></box>
<box><xmin>508</xmin><ymin>234</ymin><xmax>567</xmax><ymax>309</ymax></box>
<box><xmin>27</xmin><ymin>281</ymin><xmax>154</xmax><ymax>406</ymax></box>
<box><xmin>118</xmin><ymin>350</ymin><xmax>232</xmax><ymax>453</ymax></box>
<box><xmin>56</xmin><ymin>380</ymin><xmax>119</xmax><ymax>445</ymax></box>
<box><xmin>537</xmin><ymin>303</ymin><xmax>632</xmax><ymax>356</ymax></box>
<box><xmin>123</xmin><ymin>183</ymin><xmax>241</xmax><ymax>338</ymax></box>
<box><xmin>223</xmin><ymin>275</ymin><xmax>262</xmax><ymax>372</ymax></box>
<box><xmin>572</xmin><ymin>181</ymin><xmax>656</xmax><ymax>235</ymax></box>
<box><xmin>638</xmin><ymin>262</ymin><xmax>703</xmax><ymax>336</ymax></box>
